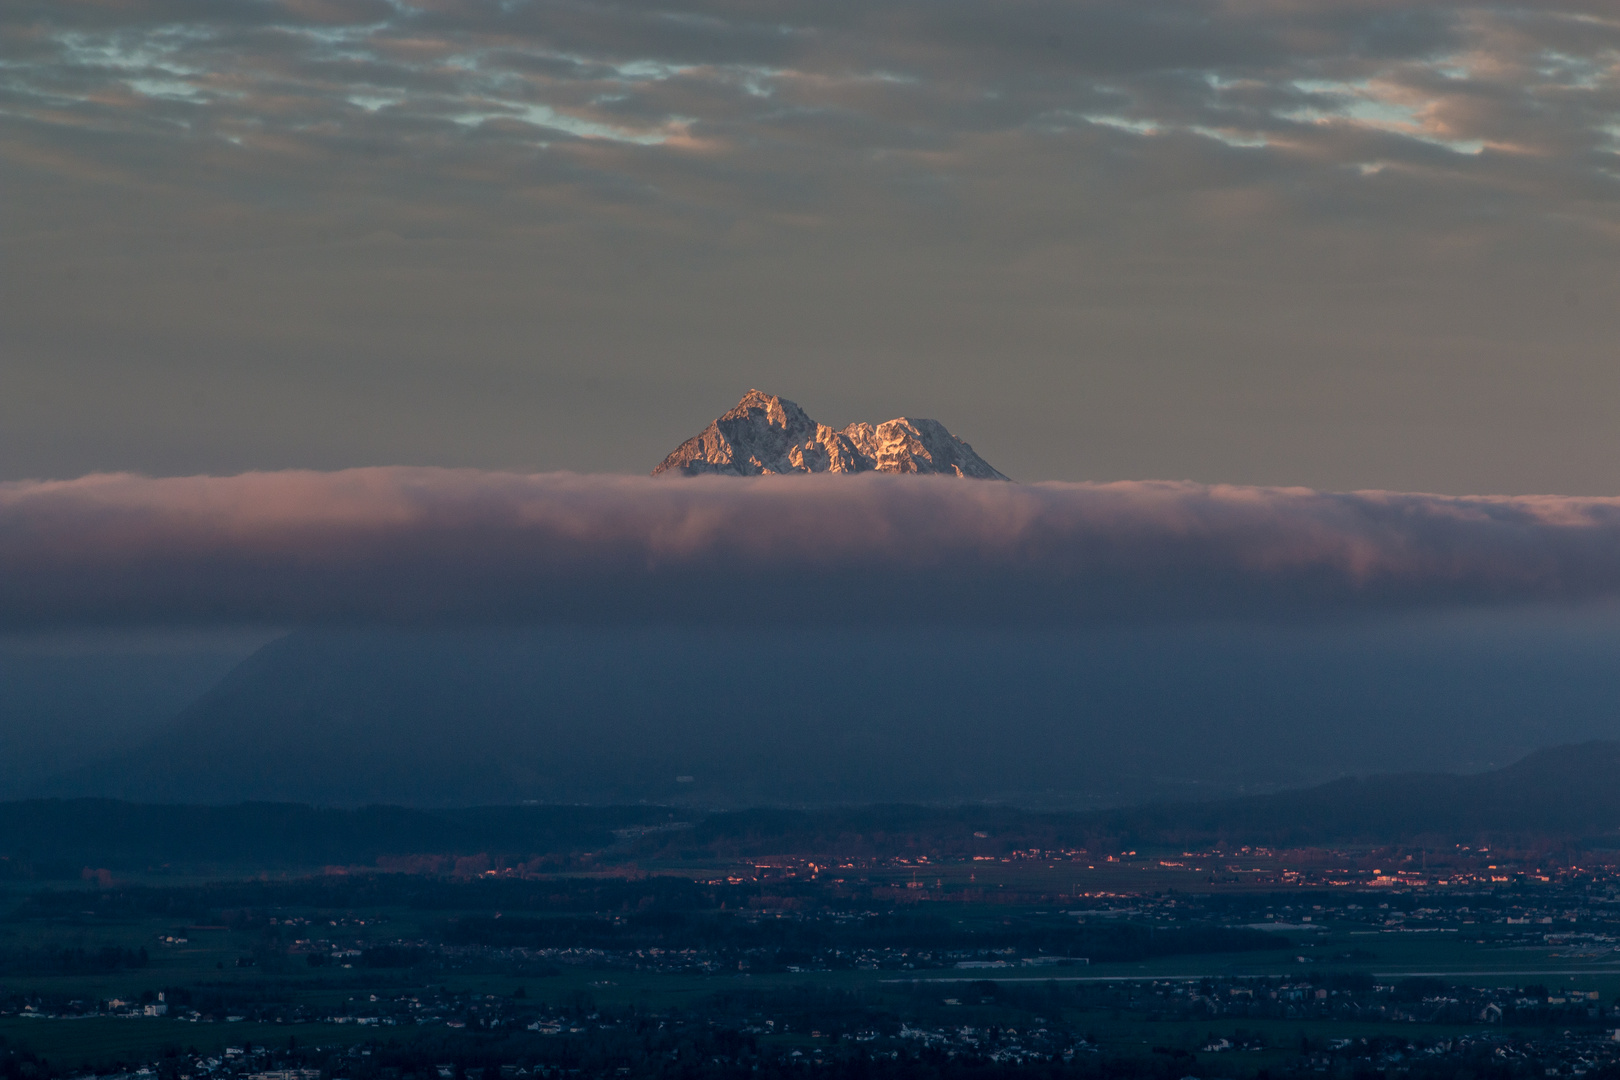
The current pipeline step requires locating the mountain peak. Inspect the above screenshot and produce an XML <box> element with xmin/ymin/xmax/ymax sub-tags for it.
<box><xmin>654</xmin><ymin>391</ymin><xmax>1009</xmax><ymax>479</ymax></box>
<box><xmin>719</xmin><ymin>389</ymin><xmax>813</xmax><ymax>429</ymax></box>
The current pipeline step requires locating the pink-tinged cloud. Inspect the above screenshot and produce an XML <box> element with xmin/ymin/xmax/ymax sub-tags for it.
<box><xmin>3</xmin><ymin>469</ymin><xmax>1620</xmax><ymax>625</ymax></box>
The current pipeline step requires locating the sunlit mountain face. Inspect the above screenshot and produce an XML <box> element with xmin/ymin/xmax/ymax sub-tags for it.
<box><xmin>653</xmin><ymin>391</ymin><xmax>1008</xmax><ymax>479</ymax></box>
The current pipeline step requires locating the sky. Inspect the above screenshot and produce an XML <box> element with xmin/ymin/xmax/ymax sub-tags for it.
<box><xmin>5</xmin><ymin>0</ymin><xmax>1620</xmax><ymax>491</ymax></box>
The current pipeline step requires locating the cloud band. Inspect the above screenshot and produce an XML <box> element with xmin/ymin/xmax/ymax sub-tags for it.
<box><xmin>5</xmin><ymin>469</ymin><xmax>1620</xmax><ymax>626</ymax></box>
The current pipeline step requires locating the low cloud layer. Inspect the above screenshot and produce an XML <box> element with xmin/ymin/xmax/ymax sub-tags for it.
<box><xmin>7</xmin><ymin>470</ymin><xmax>1620</xmax><ymax>626</ymax></box>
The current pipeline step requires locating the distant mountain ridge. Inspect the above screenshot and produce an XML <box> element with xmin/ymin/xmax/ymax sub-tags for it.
<box><xmin>40</xmin><ymin>620</ymin><xmax>1620</xmax><ymax>810</ymax></box>
<box><xmin>654</xmin><ymin>390</ymin><xmax>1008</xmax><ymax>479</ymax></box>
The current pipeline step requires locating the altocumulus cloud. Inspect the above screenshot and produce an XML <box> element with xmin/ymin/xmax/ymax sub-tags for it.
<box><xmin>5</xmin><ymin>470</ymin><xmax>1620</xmax><ymax>626</ymax></box>
<box><xmin>5</xmin><ymin>0</ymin><xmax>1620</xmax><ymax>490</ymax></box>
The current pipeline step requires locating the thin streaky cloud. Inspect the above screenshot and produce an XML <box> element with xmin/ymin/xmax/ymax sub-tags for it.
<box><xmin>4</xmin><ymin>1</ymin><xmax>1620</xmax><ymax>489</ymax></box>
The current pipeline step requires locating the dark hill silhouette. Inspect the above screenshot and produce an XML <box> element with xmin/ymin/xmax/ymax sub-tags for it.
<box><xmin>1085</xmin><ymin>739</ymin><xmax>1620</xmax><ymax>848</ymax></box>
<box><xmin>0</xmin><ymin>801</ymin><xmax>672</xmax><ymax>876</ymax></box>
<box><xmin>624</xmin><ymin>741</ymin><xmax>1620</xmax><ymax>857</ymax></box>
<box><xmin>6</xmin><ymin>742</ymin><xmax>1619</xmax><ymax>874</ymax></box>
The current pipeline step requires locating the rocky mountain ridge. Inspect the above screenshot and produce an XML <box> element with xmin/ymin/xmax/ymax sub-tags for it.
<box><xmin>654</xmin><ymin>390</ymin><xmax>1008</xmax><ymax>479</ymax></box>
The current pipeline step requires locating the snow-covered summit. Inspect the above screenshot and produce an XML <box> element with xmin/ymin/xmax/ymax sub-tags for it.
<box><xmin>653</xmin><ymin>390</ymin><xmax>1009</xmax><ymax>479</ymax></box>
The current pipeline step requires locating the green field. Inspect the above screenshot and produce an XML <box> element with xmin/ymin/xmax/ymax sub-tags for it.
<box><xmin>5</xmin><ymin>862</ymin><xmax>1619</xmax><ymax>1070</ymax></box>
<box><xmin>0</xmin><ymin>1017</ymin><xmax>372</xmax><ymax>1070</ymax></box>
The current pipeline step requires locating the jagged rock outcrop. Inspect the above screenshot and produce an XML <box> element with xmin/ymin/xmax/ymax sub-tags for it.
<box><xmin>654</xmin><ymin>390</ymin><xmax>1009</xmax><ymax>479</ymax></box>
